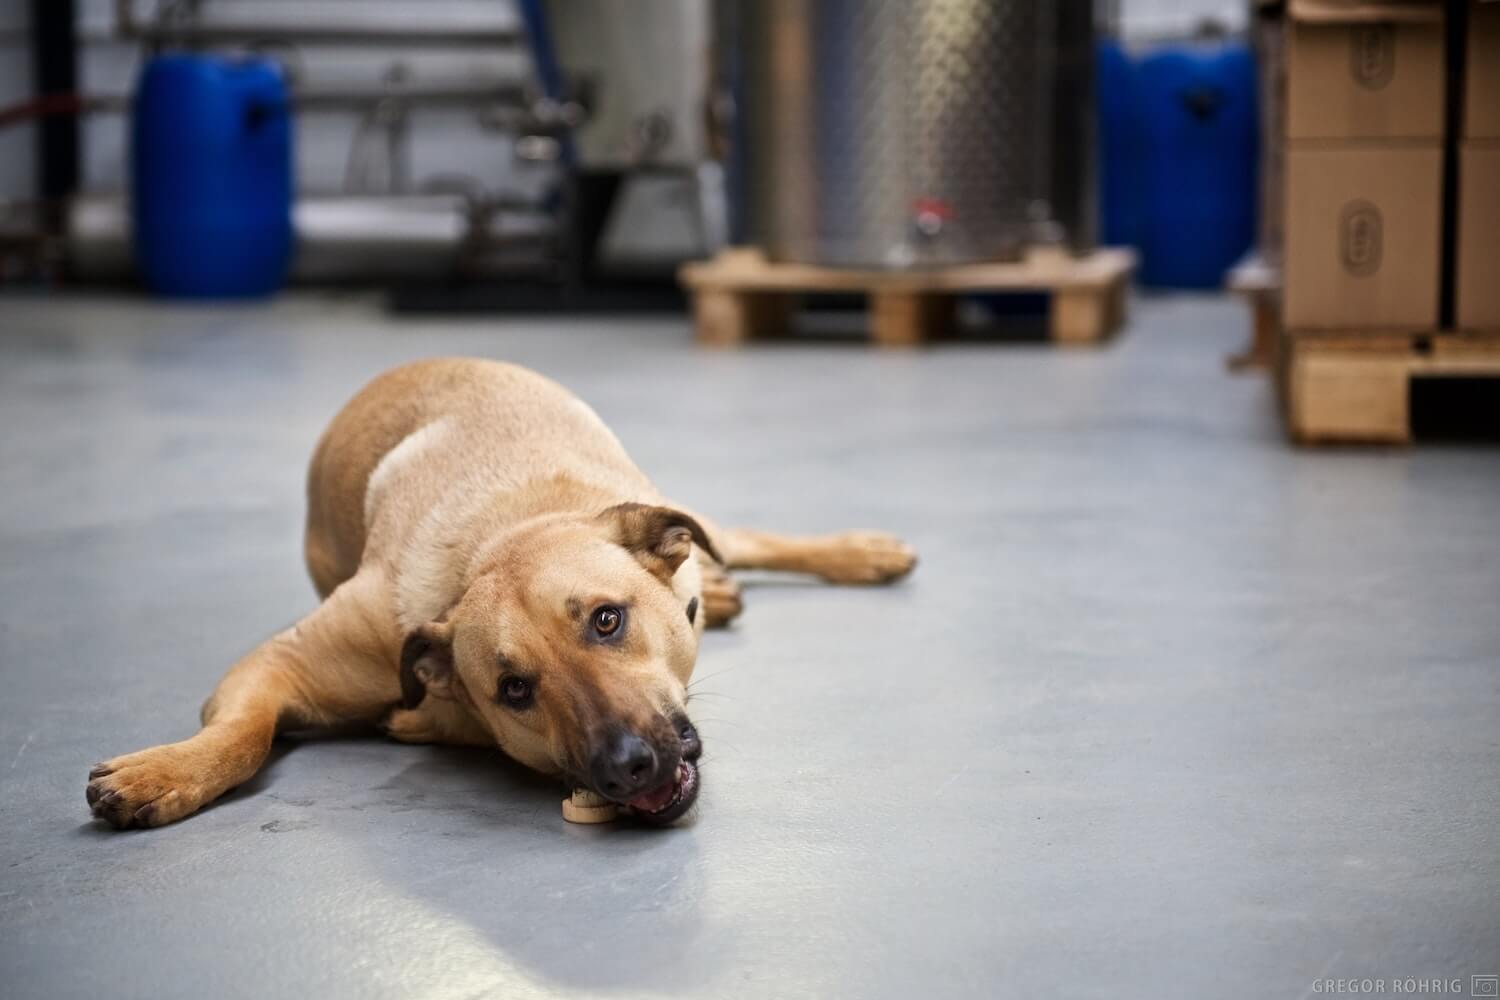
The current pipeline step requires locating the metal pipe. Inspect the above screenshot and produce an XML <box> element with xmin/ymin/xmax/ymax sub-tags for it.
<box><xmin>48</xmin><ymin>87</ymin><xmax>580</xmax><ymax>133</ymax></box>
<box><xmin>65</xmin><ymin>193</ymin><xmax>557</xmax><ymax>282</ymax></box>
<box><xmin>114</xmin><ymin>0</ymin><xmax>522</xmax><ymax>48</ymax></box>
<box><xmin>291</xmin><ymin>81</ymin><xmax>528</xmax><ymax>112</ymax></box>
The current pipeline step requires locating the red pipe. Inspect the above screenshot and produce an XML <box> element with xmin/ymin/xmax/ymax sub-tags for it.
<box><xmin>0</xmin><ymin>93</ymin><xmax>105</xmax><ymax>131</ymax></box>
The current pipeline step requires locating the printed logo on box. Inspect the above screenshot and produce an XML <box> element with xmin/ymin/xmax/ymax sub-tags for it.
<box><xmin>1473</xmin><ymin>975</ymin><xmax>1499</xmax><ymax>997</ymax></box>
<box><xmin>1339</xmin><ymin>199</ymin><xmax>1384</xmax><ymax>277</ymax></box>
<box><xmin>1350</xmin><ymin>25</ymin><xmax>1396</xmax><ymax>90</ymax></box>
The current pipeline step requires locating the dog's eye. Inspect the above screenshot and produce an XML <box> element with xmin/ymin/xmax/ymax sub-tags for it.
<box><xmin>591</xmin><ymin>605</ymin><xmax>624</xmax><ymax>637</ymax></box>
<box><xmin>499</xmin><ymin>676</ymin><xmax>533</xmax><ymax>708</ymax></box>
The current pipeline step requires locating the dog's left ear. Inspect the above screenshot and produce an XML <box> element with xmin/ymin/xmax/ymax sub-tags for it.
<box><xmin>399</xmin><ymin>621</ymin><xmax>455</xmax><ymax>709</ymax></box>
<box><xmin>600</xmin><ymin>503</ymin><xmax>722</xmax><ymax>579</ymax></box>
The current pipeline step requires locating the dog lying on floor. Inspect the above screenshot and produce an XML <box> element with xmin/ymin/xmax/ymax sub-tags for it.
<box><xmin>86</xmin><ymin>358</ymin><xmax>917</xmax><ymax>828</ymax></box>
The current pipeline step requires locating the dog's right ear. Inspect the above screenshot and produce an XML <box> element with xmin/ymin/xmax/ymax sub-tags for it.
<box><xmin>399</xmin><ymin>622</ymin><xmax>454</xmax><ymax>709</ymax></box>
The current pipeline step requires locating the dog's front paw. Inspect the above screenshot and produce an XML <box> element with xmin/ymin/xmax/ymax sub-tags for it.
<box><xmin>822</xmin><ymin>532</ymin><xmax>918</xmax><ymax>585</ymax></box>
<box><xmin>86</xmin><ymin>743</ymin><xmax>216</xmax><ymax>829</ymax></box>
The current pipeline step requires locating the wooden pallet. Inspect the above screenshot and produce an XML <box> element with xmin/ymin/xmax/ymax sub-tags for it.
<box><xmin>1226</xmin><ymin>253</ymin><xmax>1280</xmax><ymax>372</ymax></box>
<box><xmin>1279</xmin><ymin>331</ymin><xmax>1500</xmax><ymax>444</ymax></box>
<box><xmin>678</xmin><ymin>246</ymin><xmax>1136</xmax><ymax>347</ymax></box>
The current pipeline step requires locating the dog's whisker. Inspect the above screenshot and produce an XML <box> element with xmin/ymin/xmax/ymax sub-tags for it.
<box><xmin>687</xmin><ymin>667</ymin><xmax>736</xmax><ymax>690</ymax></box>
<box><xmin>686</xmin><ymin>720</ymin><xmax>743</xmax><ymax>733</ymax></box>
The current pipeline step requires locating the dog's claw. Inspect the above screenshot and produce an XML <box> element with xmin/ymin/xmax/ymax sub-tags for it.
<box><xmin>84</xmin><ymin>745</ymin><xmax>210</xmax><ymax>830</ymax></box>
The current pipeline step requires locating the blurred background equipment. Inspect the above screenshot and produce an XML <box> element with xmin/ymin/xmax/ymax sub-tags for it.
<box><xmin>1096</xmin><ymin>27</ymin><xmax>1258</xmax><ymax>288</ymax></box>
<box><xmin>0</xmin><ymin>0</ymin><xmax>1275</xmax><ymax>301</ymax></box>
<box><xmin>734</xmin><ymin>1</ymin><xmax>1090</xmax><ymax>268</ymax></box>
<box><xmin>7</xmin><ymin>0</ymin><xmax>593</xmax><ymax>293</ymax></box>
<box><xmin>680</xmin><ymin>0</ymin><xmax>1138</xmax><ymax>348</ymax></box>
<box><xmin>1134</xmin><ymin>38</ymin><xmax>1257</xmax><ymax>287</ymax></box>
<box><xmin>131</xmin><ymin>52</ymin><xmax>292</xmax><ymax>297</ymax></box>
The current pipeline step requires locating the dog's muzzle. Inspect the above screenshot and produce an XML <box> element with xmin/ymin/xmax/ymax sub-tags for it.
<box><xmin>587</xmin><ymin>717</ymin><xmax>702</xmax><ymax>825</ymax></box>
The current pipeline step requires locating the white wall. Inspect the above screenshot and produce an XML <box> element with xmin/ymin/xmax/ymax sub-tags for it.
<box><xmin>0</xmin><ymin>0</ymin><xmax>34</xmax><ymax>202</ymax></box>
<box><xmin>1115</xmin><ymin>0</ymin><xmax>1247</xmax><ymax>41</ymax></box>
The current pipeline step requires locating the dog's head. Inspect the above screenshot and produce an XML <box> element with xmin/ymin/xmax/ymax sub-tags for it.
<box><xmin>398</xmin><ymin>503</ymin><xmax>713</xmax><ymax>824</ymax></box>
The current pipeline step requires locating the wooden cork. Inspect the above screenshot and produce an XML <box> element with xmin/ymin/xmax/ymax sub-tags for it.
<box><xmin>562</xmin><ymin>788</ymin><xmax>618</xmax><ymax>824</ymax></box>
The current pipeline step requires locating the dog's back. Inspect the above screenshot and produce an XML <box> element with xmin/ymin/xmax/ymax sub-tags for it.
<box><xmin>304</xmin><ymin>358</ymin><xmax>650</xmax><ymax>597</ymax></box>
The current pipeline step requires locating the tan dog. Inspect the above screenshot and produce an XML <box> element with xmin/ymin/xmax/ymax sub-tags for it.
<box><xmin>86</xmin><ymin>358</ymin><xmax>916</xmax><ymax>828</ymax></box>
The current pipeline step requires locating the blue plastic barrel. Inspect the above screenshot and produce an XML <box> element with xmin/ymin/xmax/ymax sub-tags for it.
<box><xmin>1096</xmin><ymin>39</ymin><xmax>1144</xmax><ymax>250</ymax></box>
<box><xmin>1134</xmin><ymin>43</ymin><xmax>1257</xmax><ymax>288</ymax></box>
<box><xmin>132</xmin><ymin>54</ymin><xmax>293</xmax><ymax>298</ymax></box>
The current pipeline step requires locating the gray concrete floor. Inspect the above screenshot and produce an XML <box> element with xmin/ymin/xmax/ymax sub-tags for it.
<box><xmin>1</xmin><ymin>292</ymin><xmax>1497</xmax><ymax>1000</ymax></box>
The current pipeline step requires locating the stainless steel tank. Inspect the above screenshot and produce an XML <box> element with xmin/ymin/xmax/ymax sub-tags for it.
<box><xmin>738</xmin><ymin>0</ymin><xmax>1081</xmax><ymax>268</ymax></box>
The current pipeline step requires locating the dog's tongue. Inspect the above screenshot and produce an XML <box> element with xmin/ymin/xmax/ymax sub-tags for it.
<box><xmin>627</xmin><ymin>772</ymin><xmax>679</xmax><ymax>814</ymax></box>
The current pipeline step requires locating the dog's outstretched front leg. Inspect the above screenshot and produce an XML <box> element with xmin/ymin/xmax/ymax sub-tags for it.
<box><xmin>86</xmin><ymin>571</ymin><xmax>398</xmax><ymax>829</ymax></box>
<box><xmin>719</xmin><ymin>528</ymin><xmax>917</xmax><ymax>585</ymax></box>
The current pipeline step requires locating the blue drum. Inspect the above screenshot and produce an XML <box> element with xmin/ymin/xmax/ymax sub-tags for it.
<box><xmin>132</xmin><ymin>54</ymin><xmax>293</xmax><ymax>297</ymax></box>
<box><xmin>1134</xmin><ymin>42</ymin><xmax>1258</xmax><ymax>288</ymax></box>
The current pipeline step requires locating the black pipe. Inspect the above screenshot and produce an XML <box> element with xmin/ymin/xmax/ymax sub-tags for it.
<box><xmin>1439</xmin><ymin>0</ymin><xmax>1464</xmax><ymax>331</ymax></box>
<box><xmin>30</xmin><ymin>0</ymin><xmax>78</xmax><ymax>207</ymax></box>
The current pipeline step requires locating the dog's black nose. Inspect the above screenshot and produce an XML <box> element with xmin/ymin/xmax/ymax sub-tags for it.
<box><xmin>591</xmin><ymin>730</ymin><xmax>661</xmax><ymax>799</ymax></box>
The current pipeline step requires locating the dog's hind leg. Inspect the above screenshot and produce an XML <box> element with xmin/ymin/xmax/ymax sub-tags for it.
<box><xmin>718</xmin><ymin>527</ymin><xmax>917</xmax><ymax>585</ymax></box>
<box><xmin>379</xmin><ymin>697</ymin><xmax>491</xmax><ymax>747</ymax></box>
<box><xmin>86</xmin><ymin>571</ymin><xmax>399</xmax><ymax>829</ymax></box>
<box><xmin>304</xmin><ymin>531</ymin><xmax>349</xmax><ymax>601</ymax></box>
<box><xmin>696</xmin><ymin>552</ymin><xmax>744</xmax><ymax>628</ymax></box>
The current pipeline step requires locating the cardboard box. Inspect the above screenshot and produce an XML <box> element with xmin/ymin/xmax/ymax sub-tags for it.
<box><xmin>1283</xmin><ymin>144</ymin><xmax>1442</xmax><ymax>328</ymax></box>
<box><xmin>1466</xmin><ymin>1</ymin><xmax>1500</xmax><ymax>138</ymax></box>
<box><xmin>1286</xmin><ymin>0</ymin><xmax>1445</xmax><ymax>140</ymax></box>
<box><xmin>1456</xmin><ymin>141</ymin><xmax>1500</xmax><ymax>328</ymax></box>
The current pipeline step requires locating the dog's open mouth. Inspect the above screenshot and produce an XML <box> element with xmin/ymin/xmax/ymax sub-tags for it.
<box><xmin>623</xmin><ymin>759</ymin><xmax>699</xmax><ymax>825</ymax></box>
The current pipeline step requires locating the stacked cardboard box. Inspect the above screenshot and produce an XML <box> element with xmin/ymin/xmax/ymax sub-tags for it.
<box><xmin>1457</xmin><ymin>0</ymin><xmax>1500</xmax><ymax>329</ymax></box>
<box><xmin>1282</xmin><ymin>0</ymin><xmax>1446</xmax><ymax>330</ymax></box>
<box><xmin>1266</xmin><ymin>1</ymin><xmax>1500</xmax><ymax>442</ymax></box>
